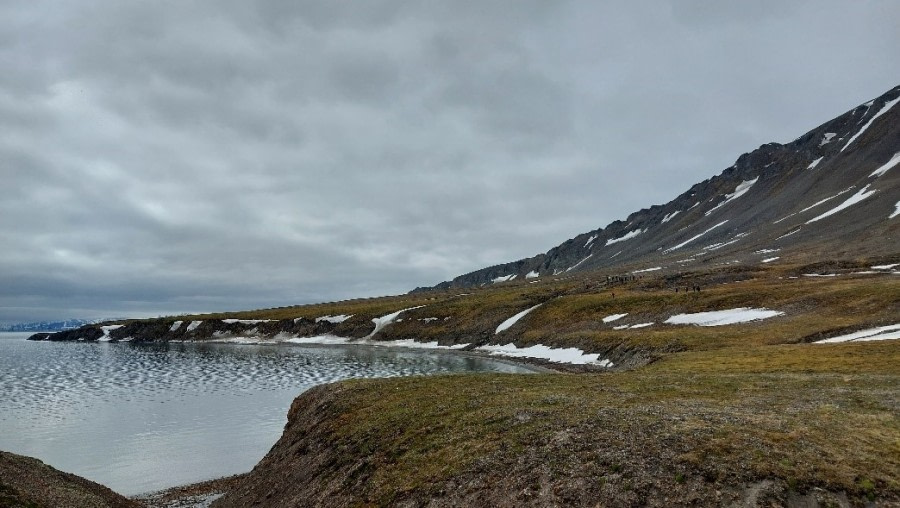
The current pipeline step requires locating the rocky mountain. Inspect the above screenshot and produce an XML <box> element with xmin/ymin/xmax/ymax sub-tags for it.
<box><xmin>427</xmin><ymin>84</ymin><xmax>900</xmax><ymax>289</ymax></box>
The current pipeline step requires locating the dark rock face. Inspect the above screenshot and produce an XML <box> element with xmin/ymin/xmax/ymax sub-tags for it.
<box><xmin>28</xmin><ymin>316</ymin><xmax>379</xmax><ymax>344</ymax></box>
<box><xmin>0</xmin><ymin>450</ymin><xmax>139</xmax><ymax>508</ymax></box>
<box><xmin>430</xmin><ymin>84</ymin><xmax>900</xmax><ymax>289</ymax></box>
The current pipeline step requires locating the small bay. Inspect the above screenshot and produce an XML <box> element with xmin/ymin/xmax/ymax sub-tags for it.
<box><xmin>0</xmin><ymin>332</ymin><xmax>533</xmax><ymax>495</ymax></box>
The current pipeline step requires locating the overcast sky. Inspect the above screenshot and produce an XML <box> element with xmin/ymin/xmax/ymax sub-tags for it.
<box><xmin>2</xmin><ymin>1</ymin><xmax>898</xmax><ymax>324</ymax></box>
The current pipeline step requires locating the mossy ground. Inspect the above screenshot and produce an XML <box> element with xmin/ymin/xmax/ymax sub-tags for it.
<box><xmin>205</xmin><ymin>261</ymin><xmax>898</xmax><ymax>506</ymax></box>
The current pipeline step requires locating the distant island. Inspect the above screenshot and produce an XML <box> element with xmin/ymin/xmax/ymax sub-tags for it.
<box><xmin>0</xmin><ymin>319</ymin><xmax>105</xmax><ymax>333</ymax></box>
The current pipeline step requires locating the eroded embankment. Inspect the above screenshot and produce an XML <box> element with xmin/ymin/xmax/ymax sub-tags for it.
<box><xmin>214</xmin><ymin>342</ymin><xmax>900</xmax><ymax>507</ymax></box>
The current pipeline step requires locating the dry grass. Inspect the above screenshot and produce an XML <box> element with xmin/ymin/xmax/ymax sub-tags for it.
<box><xmin>192</xmin><ymin>262</ymin><xmax>899</xmax><ymax>505</ymax></box>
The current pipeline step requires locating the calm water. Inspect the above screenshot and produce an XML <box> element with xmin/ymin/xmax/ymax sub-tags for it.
<box><xmin>0</xmin><ymin>332</ymin><xmax>533</xmax><ymax>495</ymax></box>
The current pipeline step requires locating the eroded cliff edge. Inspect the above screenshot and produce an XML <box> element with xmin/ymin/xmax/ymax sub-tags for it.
<box><xmin>214</xmin><ymin>349</ymin><xmax>899</xmax><ymax>507</ymax></box>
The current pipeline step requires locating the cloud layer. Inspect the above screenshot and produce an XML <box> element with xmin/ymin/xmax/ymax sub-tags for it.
<box><xmin>2</xmin><ymin>1</ymin><xmax>898</xmax><ymax>323</ymax></box>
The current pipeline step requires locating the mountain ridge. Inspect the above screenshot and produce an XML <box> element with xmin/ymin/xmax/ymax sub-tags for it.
<box><xmin>421</xmin><ymin>84</ymin><xmax>900</xmax><ymax>290</ymax></box>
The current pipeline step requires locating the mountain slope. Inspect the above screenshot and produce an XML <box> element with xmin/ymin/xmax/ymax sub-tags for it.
<box><xmin>432</xmin><ymin>85</ymin><xmax>900</xmax><ymax>289</ymax></box>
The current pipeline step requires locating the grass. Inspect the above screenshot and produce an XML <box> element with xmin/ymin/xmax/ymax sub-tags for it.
<box><xmin>120</xmin><ymin>261</ymin><xmax>899</xmax><ymax>504</ymax></box>
<box><xmin>243</xmin><ymin>346</ymin><xmax>898</xmax><ymax>505</ymax></box>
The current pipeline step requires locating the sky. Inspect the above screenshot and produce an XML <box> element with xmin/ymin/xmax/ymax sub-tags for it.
<box><xmin>2</xmin><ymin>1</ymin><xmax>899</xmax><ymax>324</ymax></box>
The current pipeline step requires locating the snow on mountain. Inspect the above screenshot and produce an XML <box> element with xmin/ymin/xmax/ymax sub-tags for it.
<box><xmin>425</xmin><ymin>84</ymin><xmax>900</xmax><ymax>290</ymax></box>
<box><xmin>704</xmin><ymin>177</ymin><xmax>758</xmax><ymax>216</ymax></box>
<box><xmin>840</xmin><ymin>96</ymin><xmax>900</xmax><ymax>152</ymax></box>
<box><xmin>806</xmin><ymin>185</ymin><xmax>877</xmax><ymax>223</ymax></box>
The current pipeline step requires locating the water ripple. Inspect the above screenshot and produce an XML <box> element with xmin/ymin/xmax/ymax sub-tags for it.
<box><xmin>0</xmin><ymin>334</ymin><xmax>531</xmax><ymax>495</ymax></box>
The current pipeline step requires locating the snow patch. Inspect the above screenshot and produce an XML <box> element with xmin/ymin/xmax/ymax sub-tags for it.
<box><xmin>565</xmin><ymin>254</ymin><xmax>593</xmax><ymax>272</ymax></box>
<box><xmin>806</xmin><ymin>185</ymin><xmax>877</xmax><ymax>223</ymax></box>
<box><xmin>222</xmin><ymin>319</ymin><xmax>273</xmax><ymax>325</ymax></box>
<box><xmin>872</xmin><ymin>263</ymin><xmax>899</xmax><ymax>270</ymax></box>
<box><xmin>169</xmin><ymin>321</ymin><xmax>183</xmax><ymax>332</ymax></box>
<box><xmin>477</xmin><ymin>343</ymin><xmax>611</xmax><ymax>366</ymax></box>
<box><xmin>632</xmin><ymin>266</ymin><xmax>661</xmax><ymax>273</ymax></box>
<box><xmin>870</xmin><ymin>152</ymin><xmax>900</xmax><ymax>178</ymax></box>
<box><xmin>705</xmin><ymin>177</ymin><xmax>758</xmax><ymax>216</ymax></box>
<box><xmin>661</xmin><ymin>210</ymin><xmax>680</xmax><ymax>224</ymax></box>
<box><xmin>702</xmin><ymin>231</ymin><xmax>749</xmax><ymax>252</ymax></box>
<box><xmin>762</xmin><ymin>257</ymin><xmax>780</xmax><ymax>263</ymax></box>
<box><xmin>491</xmin><ymin>274</ymin><xmax>517</xmax><ymax>283</ymax></box>
<box><xmin>664</xmin><ymin>220</ymin><xmax>728</xmax><ymax>253</ymax></box>
<box><xmin>803</xmin><ymin>273</ymin><xmax>838</xmax><ymax>277</ymax></box>
<box><xmin>602</xmin><ymin>313</ymin><xmax>628</xmax><ymax>323</ymax></box>
<box><xmin>807</xmin><ymin>156</ymin><xmax>824</xmax><ymax>170</ymax></box>
<box><xmin>525</xmin><ymin>270</ymin><xmax>539</xmax><ymax>279</ymax></box>
<box><xmin>496</xmin><ymin>304</ymin><xmax>543</xmax><ymax>334</ymax></box>
<box><xmin>892</xmin><ymin>202</ymin><xmax>900</xmax><ymax>219</ymax></box>
<box><xmin>584</xmin><ymin>234</ymin><xmax>598</xmax><ymax>248</ymax></box>
<box><xmin>315</xmin><ymin>314</ymin><xmax>353</xmax><ymax>324</ymax></box>
<box><xmin>815</xmin><ymin>324</ymin><xmax>900</xmax><ymax>343</ymax></box>
<box><xmin>605</xmin><ymin>229</ymin><xmax>645</xmax><ymax>246</ymax></box>
<box><xmin>366</xmin><ymin>306</ymin><xmax>425</xmax><ymax>338</ymax></box>
<box><xmin>664</xmin><ymin>308</ymin><xmax>783</xmax><ymax>326</ymax></box>
<box><xmin>773</xmin><ymin>213</ymin><xmax>795</xmax><ymax>224</ymax></box>
<box><xmin>841</xmin><ymin>96</ymin><xmax>900</xmax><ymax>152</ymax></box>
<box><xmin>97</xmin><ymin>325</ymin><xmax>124</xmax><ymax>342</ymax></box>
<box><xmin>629</xmin><ymin>322</ymin><xmax>654</xmax><ymax>329</ymax></box>
<box><xmin>755</xmin><ymin>248</ymin><xmax>779</xmax><ymax>254</ymax></box>
<box><xmin>797</xmin><ymin>187</ymin><xmax>855</xmax><ymax>215</ymax></box>
<box><xmin>819</xmin><ymin>132</ymin><xmax>836</xmax><ymax>146</ymax></box>
<box><xmin>186</xmin><ymin>321</ymin><xmax>202</xmax><ymax>332</ymax></box>
<box><xmin>775</xmin><ymin>228</ymin><xmax>801</xmax><ymax>241</ymax></box>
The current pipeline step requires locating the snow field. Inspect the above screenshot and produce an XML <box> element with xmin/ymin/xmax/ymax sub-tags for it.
<box><xmin>98</xmin><ymin>325</ymin><xmax>125</xmax><ymax>342</ymax></box>
<box><xmin>664</xmin><ymin>220</ymin><xmax>728</xmax><ymax>253</ymax></box>
<box><xmin>315</xmin><ymin>314</ymin><xmax>353</xmax><ymax>324</ymax></box>
<box><xmin>367</xmin><ymin>306</ymin><xmax>426</xmax><ymax>338</ymax></box>
<box><xmin>815</xmin><ymin>324</ymin><xmax>900</xmax><ymax>343</ymax></box>
<box><xmin>602</xmin><ymin>313</ymin><xmax>628</xmax><ymax>323</ymax></box>
<box><xmin>841</xmin><ymin>96</ymin><xmax>900</xmax><ymax>152</ymax></box>
<box><xmin>476</xmin><ymin>343</ymin><xmax>612</xmax><ymax>367</ymax></box>
<box><xmin>870</xmin><ymin>152</ymin><xmax>900</xmax><ymax>178</ymax></box>
<box><xmin>806</xmin><ymin>185</ymin><xmax>877</xmax><ymax>223</ymax></box>
<box><xmin>705</xmin><ymin>177</ymin><xmax>758</xmax><ymax>216</ymax></box>
<box><xmin>496</xmin><ymin>304</ymin><xmax>543</xmax><ymax>334</ymax></box>
<box><xmin>605</xmin><ymin>229</ymin><xmax>645</xmax><ymax>246</ymax></box>
<box><xmin>664</xmin><ymin>308</ymin><xmax>784</xmax><ymax>327</ymax></box>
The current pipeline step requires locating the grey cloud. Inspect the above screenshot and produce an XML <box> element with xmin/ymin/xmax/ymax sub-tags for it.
<box><xmin>1</xmin><ymin>0</ymin><xmax>899</xmax><ymax>324</ymax></box>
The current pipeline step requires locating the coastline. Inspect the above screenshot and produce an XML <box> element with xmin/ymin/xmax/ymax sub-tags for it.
<box><xmin>193</xmin><ymin>336</ymin><xmax>593</xmax><ymax>373</ymax></box>
<box><xmin>129</xmin><ymin>347</ymin><xmax>567</xmax><ymax>507</ymax></box>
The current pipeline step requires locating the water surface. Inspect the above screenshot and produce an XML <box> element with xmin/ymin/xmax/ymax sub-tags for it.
<box><xmin>0</xmin><ymin>332</ymin><xmax>533</xmax><ymax>495</ymax></box>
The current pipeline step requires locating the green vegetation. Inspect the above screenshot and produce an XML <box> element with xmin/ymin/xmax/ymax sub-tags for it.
<box><xmin>211</xmin><ymin>261</ymin><xmax>899</xmax><ymax>506</ymax></box>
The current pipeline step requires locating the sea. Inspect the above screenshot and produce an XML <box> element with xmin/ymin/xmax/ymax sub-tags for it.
<box><xmin>0</xmin><ymin>331</ymin><xmax>533</xmax><ymax>495</ymax></box>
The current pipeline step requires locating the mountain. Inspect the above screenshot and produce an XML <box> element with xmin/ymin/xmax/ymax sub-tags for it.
<box><xmin>426</xmin><ymin>84</ymin><xmax>900</xmax><ymax>289</ymax></box>
<box><xmin>0</xmin><ymin>318</ymin><xmax>102</xmax><ymax>332</ymax></box>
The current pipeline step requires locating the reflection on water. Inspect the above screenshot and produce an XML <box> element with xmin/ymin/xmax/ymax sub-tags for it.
<box><xmin>0</xmin><ymin>332</ymin><xmax>533</xmax><ymax>495</ymax></box>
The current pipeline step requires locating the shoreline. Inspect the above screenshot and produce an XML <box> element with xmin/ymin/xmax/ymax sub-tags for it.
<box><xmin>129</xmin><ymin>342</ymin><xmax>570</xmax><ymax>506</ymax></box>
<box><xmin>195</xmin><ymin>336</ymin><xmax>609</xmax><ymax>373</ymax></box>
